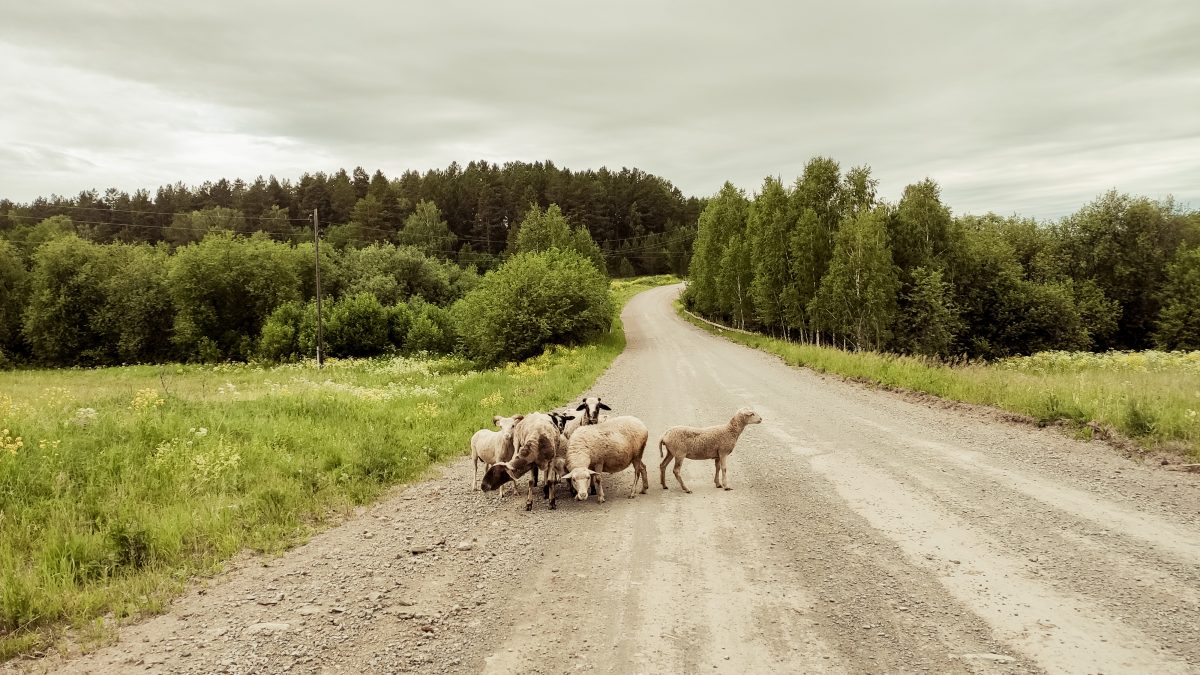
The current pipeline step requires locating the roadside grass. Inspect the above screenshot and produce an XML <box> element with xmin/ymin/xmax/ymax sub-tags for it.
<box><xmin>0</xmin><ymin>275</ymin><xmax>678</xmax><ymax>660</ymax></box>
<box><xmin>678</xmin><ymin>305</ymin><xmax>1200</xmax><ymax>459</ymax></box>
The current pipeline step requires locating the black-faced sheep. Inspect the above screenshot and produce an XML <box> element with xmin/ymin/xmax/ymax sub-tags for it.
<box><xmin>658</xmin><ymin>407</ymin><xmax>762</xmax><ymax>492</ymax></box>
<box><xmin>559</xmin><ymin>416</ymin><xmax>650</xmax><ymax>503</ymax></box>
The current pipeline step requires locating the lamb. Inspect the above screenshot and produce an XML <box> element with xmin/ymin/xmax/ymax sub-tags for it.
<box><xmin>548</xmin><ymin>411</ymin><xmax>576</xmax><ymax>435</ymax></box>
<box><xmin>559</xmin><ymin>416</ymin><xmax>650</xmax><ymax>503</ymax></box>
<box><xmin>658</xmin><ymin>407</ymin><xmax>762</xmax><ymax>493</ymax></box>
<box><xmin>480</xmin><ymin>412</ymin><xmax>566</xmax><ymax>510</ymax></box>
<box><xmin>469</xmin><ymin>414</ymin><xmax>522</xmax><ymax>491</ymax></box>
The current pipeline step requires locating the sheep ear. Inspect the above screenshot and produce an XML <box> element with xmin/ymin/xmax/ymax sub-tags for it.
<box><xmin>492</xmin><ymin>415</ymin><xmax>501</xmax><ymax>426</ymax></box>
<box><xmin>575</xmin><ymin>403</ymin><xmax>587</xmax><ymax>411</ymax></box>
<box><xmin>503</xmin><ymin>465</ymin><xmax>518</xmax><ymax>482</ymax></box>
<box><xmin>563</xmin><ymin>415</ymin><xmax>575</xmax><ymax>422</ymax></box>
<box><xmin>586</xmin><ymin>469</ymin><xmax>598</xmax><ymax>476</ymax></box>
<box><xmin>597</xmin><ymin>402</ymin><xmax>611</xmax><ymax>411</ymax></box>
<box><xmin>513</xmin><ymin>414</ymin><xmax>525</xmax><ymax>422</ymax></box>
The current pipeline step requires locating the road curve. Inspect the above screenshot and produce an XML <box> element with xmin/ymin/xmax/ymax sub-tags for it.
<box><xmin>26</xmin><ymin>284</ymin><xmax>1200</xmax><ymax>674</ymax></box>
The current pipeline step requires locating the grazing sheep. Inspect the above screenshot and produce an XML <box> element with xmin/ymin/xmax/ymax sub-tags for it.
<box><xmin>480</xmin><ymin>413</ymin><xmax>565</xmax><ymax>510</ymax></box>
<box><xmin>469</xmin><ymin>414</ymin><xmax>523</xmax><ymax>491</ymax></box>
<box><xmin>659</xmin><ymin>407</ymin><xmax>762</xmax><ymax>492</ymax></box>
<box><xmin>560</xmin><ymin>416</ymin><xmax>649</xmax><ymax>503</ymax></box>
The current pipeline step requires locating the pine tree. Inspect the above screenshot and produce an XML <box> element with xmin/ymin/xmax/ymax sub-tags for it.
<box><xmin>397</xmin><ymin>200</ymin><xmax>456</xmax><ymax>257</ymax></box>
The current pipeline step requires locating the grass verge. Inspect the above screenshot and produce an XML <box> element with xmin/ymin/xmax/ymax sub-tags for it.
<box><xmin>678</xmin><ymin>304</ymin><xmax>1200</xmax><ymax>460</ymax></box>
<box><xmin>0</xmin><ymin>275</ymin><xmax>678</xmax><ymax>660</ymax></box>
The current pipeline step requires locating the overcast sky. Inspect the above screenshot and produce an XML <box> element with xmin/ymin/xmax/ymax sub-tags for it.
<box><xmin>2</xmin><ymin>0</ymin><xmax>1197</xmax><ymax>219</ymax></box>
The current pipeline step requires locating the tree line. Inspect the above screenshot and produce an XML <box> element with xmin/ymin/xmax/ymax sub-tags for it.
<box><xmin>0</xmin><ymin>202</ymin><xmax>616</xmax><ymax>368</ymax></box>
<box><xmin>0</xmin><ymin>161</ymin><xmax>701</xmax><ymax>277</ymax></box>
<box><xmin>685</xmin><ymin>157</ymin><xmax>1200</xmax><ymax>357</ymax></box>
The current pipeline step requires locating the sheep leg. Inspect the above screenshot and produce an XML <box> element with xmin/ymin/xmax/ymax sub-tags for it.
<box><xmin>548</xmin><ymin>480</ymin><xmax>557</xmax><ymax>510</ymax></box>
<box><xmin>721</xmin><ymin>455</ymin><xmax>732</xmax><ymax>491</ymax></box>
<box><xmin>473</xmin><ymin>458</ymin><xmax>480</xmax><ymax>490</ymax></box>
<box><xmin>673</xmin><ymin>457</ymin><xmax>691</xmax><ymax>493</ymax></box>
<box><xmin>659</xmin><ymin>451</ymin><xmax>672</xmax><ymax>489</ymax></box>
<box><xmin>525</xmin><ymin>477</ymin><xmax>534</xmax><ymax>511</ymax></box>
<box><xmin>632</xmin><ymin>457</ymin><xmax>648</xmax><ymax>495</ymax></box>
<box><xmin>595</xmin><ymin>474</ymin><xmax>606</xmax><ymax>503</ymax></box>
<box><xmin>713</xmin><ymin>459</ymin><xmax>722</xmax><ymax>488</ymax></box>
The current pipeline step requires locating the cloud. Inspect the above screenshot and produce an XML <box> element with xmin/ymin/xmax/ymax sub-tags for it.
<box><xmin>1</xmin><ymin>0</ymin><xmax>1197</xmax><ymax>218</ymax></box>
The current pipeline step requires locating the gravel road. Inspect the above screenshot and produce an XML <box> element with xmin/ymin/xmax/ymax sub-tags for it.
<box><xmin>16</xmin><ymin>283</ymin><xmax>1200</xmax><ymax>675</ymax></box>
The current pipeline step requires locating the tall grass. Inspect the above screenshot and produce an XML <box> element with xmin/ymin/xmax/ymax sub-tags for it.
<box><xmin>679</xmin><ymin>306</ymin><xmax>1200</xmax><ymax>459</ymax></box>
<box><xmin>0</xmin><ymin>276</ymin><xmax>678</xmax><ymax>660</ymax></box>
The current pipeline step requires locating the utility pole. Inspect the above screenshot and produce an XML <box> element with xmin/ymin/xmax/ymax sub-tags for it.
<box><xmin>313</xmin><ymin>208</ymin><xmax>324</xmax><ymax>370</ymax></box>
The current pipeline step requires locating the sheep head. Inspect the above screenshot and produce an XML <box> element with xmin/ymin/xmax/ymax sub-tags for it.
<box><xmin>561</xmin><ymin>467</ymin><xmax>598</xmax><ymax>500</ymax></box>
<box><xmin>480</xmin><ymin>463</ymin><xmax>518</xmax><ymax>492</ymax></box>
<box><xmin>548</xmin><ymin>411</ymin><xmax>575</xmax><ymax>432</ymax></box>
<box><xmin>735</xmin><ymin>407</ymin><xmax>763</xmax><ymax>428</ymax></box>
<box><xmin>574</xmin><ymin>397</ymin><xmax>611</xmax><ymax>425</ymax></box>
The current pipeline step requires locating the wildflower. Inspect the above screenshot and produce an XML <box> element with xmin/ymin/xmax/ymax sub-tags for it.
<box><xmin>70</xmin><ymin>407</ymin><xmax>99</xmax><ymax>427</ymax></box>
<box><xmin>131</xmin><ymin>388</ymin><xmax>165</xmax><ymax>410</ymax></box>
<box><xmin>1</xmin><ymin>429</ymin><xmax>23</xmax><ymax>456</ymax></box>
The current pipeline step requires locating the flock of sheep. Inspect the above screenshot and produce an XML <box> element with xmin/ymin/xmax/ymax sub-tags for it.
<box><xmin>469</xmin><ymin>397</ymin><xmax>763</xmax><ymax>510</ymax></box>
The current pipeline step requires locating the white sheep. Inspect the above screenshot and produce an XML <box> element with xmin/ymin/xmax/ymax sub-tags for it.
<box><xmin>469</xmin><ymin>414</ymin><xmax>523</xmax><ymax>491</ymax></box>
<box><xmin>658</xmin><ymin>407</ymin><xmax>762</xmax><ymax>492</ymax></box>
<box><xmin>560</xmin><ymin>416</ymin><xmax>649</xmax><ymax>503</ymax></box>
<box><xmin>481</xmin><ymin>413</ymin><xmax>565</xmax><ymax>510</ymax></box>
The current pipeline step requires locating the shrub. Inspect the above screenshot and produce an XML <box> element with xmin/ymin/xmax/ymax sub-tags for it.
<box><xmin>452</xmin><ymin>248</ymin><xmax>613</xmax><ymax>364</ymax></box>
<box><xmin>258</xmin><ymin>301</ymin><xmax>308</xmax><ymax>362</ymax></box>
<box><xmin>405</xmin><ymin>300</ymin><xmax>456</xmax><ymax>354</ymax></box>
<box><xmin>325</xmin><ymin>293</ymin><xmax>391</xmax><ymax>357</ymax></box>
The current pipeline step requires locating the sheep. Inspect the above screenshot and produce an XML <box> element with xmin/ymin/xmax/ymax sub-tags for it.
<box><xmin>658</xmin><ymin>407</ymin><xmax>762</xmax><ymax>493</ymax></box>
<box><xmin>574</xmin><ymin>396</ymin><xmax>611</xmax><ymax>426</ymax></box>
<box><xmin>480</xmin><ymin>413</ymin><xmax>565</xmax><ymax>510</ymax></box>
<box><xmin>469</xmin><ymin>414</ymin><xmax>523</xmax><ymax>491</ymax></box>
<box><xmin>548</xmin><ymin>411</ymin><xmax>576</xmax><ymax>435</ymax></box>
<box><xmin>559</xmin><ymin>416</ymin><xmax>650</xmax><ymax>503</ymax></box>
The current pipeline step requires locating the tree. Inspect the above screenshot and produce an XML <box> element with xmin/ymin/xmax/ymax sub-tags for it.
<box><xmin>511</xmin><ymin>203</ymin><xmax>573</xmax><ymax>254</ymax></box>
<box><xmin>97</xmin><ymin>244</ymin><xmax>176</xmax><ymax>363</ymax></box>
<box><xmin>809</xmin><ymin>208</ymin><xmax>899</xmax><ymax>351</ymax></box>
<box><xmin>894</xmin><ymin>267</ymin><xmax>960</xmax><ymax>357</ymax></box>
<box><xmin>748</xmin><ymin>177</ymin><xmax>793</xmax><ymax>334</ymax></box>
<box><xmin>452</xmin><ymin>249</ymin><xmax>612</xmax><ymax>364</ymax></box>
<box><xmin>21</xmin><ymin>236</ymin><xmax>119</xmax><ymax>365</ymax></box>
<box><xmin>396</xmin><ymin>200</ymin><xmax>456</xmax><ymax>257</ymax></box>
<box><xmin>686</xmin><ymin>183</ymin><xmax>748</xmax><ymax>320</ymax></box>
<box><xmin>786</xmin><ymin>158</ymin><xmax>843</xmax><ymax>337</ymax></box>
<box><xmin>890</xmin><ymin>179</ymin><xmax>953</xmax><ymax>276</ymax></box>
<box><xmin>1154</xmin><ymin>245</ymin><xmax>1200</xmax><ymax>349</ymax></box>
<box><xmin>0</xmin><ymin>239</ymin><xmax>29</xmax><ymax>360</ymax></box>
<box><xmin>572</xmin><ymin>226</ymin><xmax>607</xmax><ymax>274</ymax></box>
<box><xmin>167</xmin><ymin>207</ymin><xmax>247</xmax><ymax>244</ymax></box>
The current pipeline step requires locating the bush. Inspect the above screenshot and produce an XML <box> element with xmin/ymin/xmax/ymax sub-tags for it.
<box><xmin>452</xmin><ymin>249</ymin><xmax>613</xmax><ymax>364</ymax></box>
<box><xmin>258</xmin><ymin>301</ymin><xmax>308</xmax><ymax>362</ymax></box>
<box><xmin>325</xmin><ymin>293</ymin><xmax>391</xmax><ymax>357</ymax></box>
<box><xmin>405</xmin><ymin>300</ymin><xmax>456</xmax><ymax>354</ymax></box>
<box><xmin>21</xmin><ymin>236</ymin><xmax>120</xmax><ymax>365</ymax></box>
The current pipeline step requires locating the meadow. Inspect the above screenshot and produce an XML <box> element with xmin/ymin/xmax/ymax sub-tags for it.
<box><xmin>0</xmin><ymin>275</ymin><xmax>677</xmax><ymax>659</ymax></box>
<box><xmin>680</xmin><ymin>306</ymin><xmax>1200</xmax><ymax>459</ymax></box>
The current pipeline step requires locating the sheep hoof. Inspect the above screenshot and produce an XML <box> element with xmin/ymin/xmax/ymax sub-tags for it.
<box><xmin>683</xmin><ymin>488</ymin><xmax>692</xmax><ymax>494</ymax></box>
<box><xmin>724</xmin><ymin>487</ymin><xmax>732</xmax><ymax>491</ymax></box>
<box><xmin>549</xmin><ymin>501</ymin><xmax>557</xmax><ymax>510</ymax></box>
<box><xmin>598</xmin><ymin>497</ymin><xmax>606</xmax><ymax>504</ymax></box>
<box><xmin>525</xmin><ymin>502</ymin><xmax>533</xmax><ymax>512</ymax></box>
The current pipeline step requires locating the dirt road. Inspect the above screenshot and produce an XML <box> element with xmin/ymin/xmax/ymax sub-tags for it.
<box><xmin>21</xmin><ymin>284</ymin><xmax>1200</xmax><ymax>674</ymax></box>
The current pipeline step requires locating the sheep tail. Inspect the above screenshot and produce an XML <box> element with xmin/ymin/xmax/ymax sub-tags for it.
<box><xmin>658</xmin><ymin>437</ymin><xmax>666</xmax><ymax>458</ymax></box>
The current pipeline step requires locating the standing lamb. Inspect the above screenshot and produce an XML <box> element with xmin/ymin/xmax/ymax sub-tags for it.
<box><xmin>560</xmin><ymin>416</ymin><xmax>650</xmax><ymax>503</ymax></box>
<box><xmin>659</xmin><ymin>407</ymin><xmax>762</xmax><ymax>493</ymax></box>
<box><xmin>469</xmin><ymin>414</ymin><xmax>522</xmax><ymax>491</ymax></box>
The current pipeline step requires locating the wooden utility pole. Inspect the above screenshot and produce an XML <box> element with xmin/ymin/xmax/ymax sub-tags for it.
<box><xmin>313</xmin><ymin>208</ymin><xmax>324</xmax><ymax>369</ymax></box>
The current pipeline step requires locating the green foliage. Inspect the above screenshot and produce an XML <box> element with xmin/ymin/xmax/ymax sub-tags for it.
<box><xmin>97</xmin><ymin>244</ymin><xmax>176</xmax><ymax>363</ymax></box>
<box><xmin>894</xmin><ymin>267</ymin><xmax>961</xmax><ymax>357</ymax></box>
<box><xmin>405</xmin><ymin>300</ymin><xmax>456</xmax><ymax>354</ymax></box>
<box><xmin>810</xmin><ymin>208</ymin><xmax>900</xmax><ymax>351</ymax></box>
<box><xmin>748</xmin><ymin>177</ymin><xmax>793</xmax><ymax>333</ymax></box>
<box><xmin>21</xmin><ymin>236</ymin><xmax>120</xmax><ymax>365</ymax></box>
<box><xmin>337</xmin><ymin>243</ymin><xmax>468</xmax><ymax>306</ymax></box>
<box><xmin>1154</xmin><ymin>246</ymin><xmax>1200</xmax><ymax>350</ymax></box>
<box><xmin>168</xmin><ymin>233</ymin><xmax>305</xmax><ymax>362</ymax></box>
<box><xmin>325</xmin><ymin>294</ymin><xmax>391</xmax><ymax>358</ymax></box>
<box><xmin>0</xmin><ymin>240</ymin><xmax>28</xmax><ymax>359</ymax></box>
<box><xmin>686</xmin><ymin>183</ymin><xmax>749</xmax><ymax>320</ymax></box>
<box><xmin>615</xmin><ymin>257</ymin><xmax>636</xmax><ymax>278</ymax></box>
<box><xmin>890</xmin><ymin>178</ymin><xmax>953</xmax><ymax>275</ymax></box>
<box><xmin>168</xmin><ymin>207</ymin><xmax>248</xmax><ymax>244</ymax></box>
<box><xmin>511</xmin><ymin>203</ymin><xmax>574</xmax><ymax>254</ymax></box>
<box><xmin>453</xmin><ymin>249</ymin><xmax>613</xmax><ymax>364</ymax></box>
<box><xmin>258</xmin><ymin>301</ymin><xmax>309</xmax><ymax>362</ymax></box>
<box><xmin>572</xmin><ymin>226</ymin><xmax>607</xmax><ymax>273</ymax></box>
<box><xmin>396</xmin><ymin>200</ymin><xmax>456</xmax><ymax>257</ymax></box>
